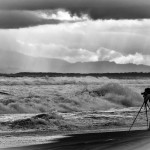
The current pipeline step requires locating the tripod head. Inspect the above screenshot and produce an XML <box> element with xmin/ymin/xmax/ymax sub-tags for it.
<box><xmin>141</xmin><ymin>88</ymin><xmax>150</xmax><ymax>100</ymax></box>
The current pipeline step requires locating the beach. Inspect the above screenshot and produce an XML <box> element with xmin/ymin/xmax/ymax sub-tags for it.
<box><xmin>3</xmin><ymin>129</ymin><xmax>150</xmax><ymax>150</ymax></box>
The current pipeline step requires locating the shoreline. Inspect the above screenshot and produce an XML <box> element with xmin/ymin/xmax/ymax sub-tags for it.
<box><xmin>0</xmin><ymin>127</ymin><xmax>148</xmax><ymax>149</ymax></box>
<box><xmin>3</xmin><ymin>128</ymin><xmax>150</xmax><ymax>150</ymax></box>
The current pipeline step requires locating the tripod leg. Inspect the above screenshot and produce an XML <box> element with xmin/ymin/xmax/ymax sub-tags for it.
<box><xmin>145</xmin><ymin>104</ymin><xmax>149</xmax><ymax>129</ymax></box>
<box><xmin>129</xmin><ymin>102</ymin><xmax>145</xmax><ymax>131</ymax></box>
<box><xmin>146</xmin><ymin>103</ymin><xmax>150</xmax><ymax>110</ymax></box>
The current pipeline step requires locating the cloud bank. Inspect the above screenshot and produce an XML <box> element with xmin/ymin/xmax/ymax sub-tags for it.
<box><xmin>1</xmin><ymin>19</ymin><xmax>150</xmax><ymax>65</ymax></box>
<box><xmin>0</xmin><ymin>0</ymin><xmax>150</xmax><ymax>28</ymax></box>
<box><xmin>0</xmin><ymin>10</ymin><xmax>61</xmax><ymax>29</ymax></box>
<box><xmin>0</xmin><ymin>0</ymin><xmax>150</xmax><ymax>19</ymax></box>
<box><xmin>0</xmin><ymin>10</ymin><xmax>89</xmax><ymax>29</ymax></box>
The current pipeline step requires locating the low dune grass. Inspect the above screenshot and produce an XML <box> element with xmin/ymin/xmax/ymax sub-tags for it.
<box><xmin>91</xmin><ymin>83</ymin><xmax>142</xmax><ymax>107</ymax></box>
<box><xmin>0</xmin><ymin>76</ymin><xmax>144</xmax><ymax>114</ymax></box>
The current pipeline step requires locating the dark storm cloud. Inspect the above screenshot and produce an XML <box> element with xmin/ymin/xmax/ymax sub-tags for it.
<box><xmin>0</xmin><ymin>10</ymin><xmax>61</xmax><ymax>29</ymax></box>
<box><xmin>0</xmin><ymin>0</ymin><xmax>150</xmax><ymax>19</ymax></box>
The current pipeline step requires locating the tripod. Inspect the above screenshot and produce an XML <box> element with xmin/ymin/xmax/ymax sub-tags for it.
<box><xmin>129</xmin><ymin>99</ymin><xmax>150</xmax><ymax>131</ymax></box>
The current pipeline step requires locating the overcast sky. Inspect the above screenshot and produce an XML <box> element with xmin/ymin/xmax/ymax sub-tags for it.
<box><xmin>1</xmin><ymin>0</ymin><xmax>150</xmax><ymax>65</ymax></box>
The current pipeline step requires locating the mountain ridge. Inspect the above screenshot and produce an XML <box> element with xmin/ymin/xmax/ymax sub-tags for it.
<box><xmin>0</xmin><ymin>50</ymin><xmax>150</xmax><ymax>73</ymax></box>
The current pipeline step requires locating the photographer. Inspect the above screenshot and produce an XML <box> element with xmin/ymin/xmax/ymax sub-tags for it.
<box><xmin>130</xmin><ymin>88</ymin><xmax>150</xmax><ymax>131</ymax></box>
<box><xmin>142</xmin><ymin>88</ymin><xmax>150</xmax><ymax>104</ymax></box>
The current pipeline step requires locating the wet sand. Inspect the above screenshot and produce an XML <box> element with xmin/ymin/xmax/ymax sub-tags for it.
<box><xmin>4</xmin><ymin>129</ymin><xmax>150</xmax><ymax>150</ymax></box>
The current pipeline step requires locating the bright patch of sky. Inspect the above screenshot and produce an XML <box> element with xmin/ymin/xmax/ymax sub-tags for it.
<box><xmin>1</xmin><ymin>9</ymin><xmax>150</xmax><ymax>65</ymax></box>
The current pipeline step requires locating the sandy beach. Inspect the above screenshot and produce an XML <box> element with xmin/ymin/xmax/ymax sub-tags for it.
<box><xmin>2</xmin><ymin>129</ymin><xmax>150</xmax><ymax>150</ymax></box>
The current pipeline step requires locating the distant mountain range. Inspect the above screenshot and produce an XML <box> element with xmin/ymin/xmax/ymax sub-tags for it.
<box><xmin>0</xmin><ymin>50</ymin><xmax>150</xmax><ymax>73</ymax></box>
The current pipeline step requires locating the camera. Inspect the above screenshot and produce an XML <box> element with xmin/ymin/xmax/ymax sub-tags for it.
<box><xmin>141</xmin><ymin>92</ymin><xmax>146</xmax><ymax>97</ymax></box>
<box><xmin>141</xmin><ymin>88</ymin><xmax>150</xmax><ymax>97</ymax></box>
